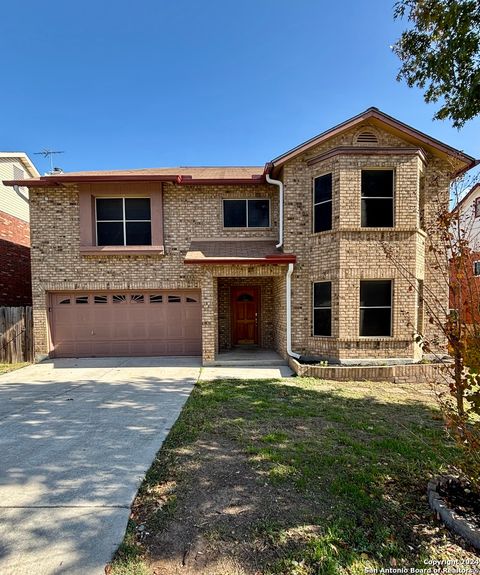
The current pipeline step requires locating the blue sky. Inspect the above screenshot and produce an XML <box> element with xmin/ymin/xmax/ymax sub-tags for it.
<box><xmin>2</xmin><ymin>0</ymin><xmax>479</xmax><ymax>174</ymax></box>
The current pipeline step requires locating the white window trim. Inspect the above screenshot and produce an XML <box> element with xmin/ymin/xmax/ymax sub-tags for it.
<box><xmin>222</xmin><ymin>198</ymin><xmax>271</xmax><ymax>229</ymax></box>
<box><xmin>360</xmin><ymin>169</ymin><xmax>395</xmax><ymax>228</ymax></box>
<box><xmin>313</xmin><ymin>173</ymin><xmax>333</xmax><ymax>234</ymax></box>
<box><xmin>312</xmin><ymin>281</ymin><xmax>332</xmax><ymax>337</ymax></box>
<box><xmin>473</xmin><ymin>261</ymin><xmax>480</xmax><ymax>276</ymax></box>
<box><xmin>359</xmin><ymin>279</ymin><xmax>393</xmax><ymax>338</ymax></box>
<box><xmin>95</xmin><ymin>197</ymin><xmax>152</xmax><ymax>246</ymax></box>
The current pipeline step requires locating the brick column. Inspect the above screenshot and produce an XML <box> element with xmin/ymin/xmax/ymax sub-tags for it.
<box><xmin>201</xmin><ymin>273</ymin><xmax>217</xmax><ymax>365</ymax></box>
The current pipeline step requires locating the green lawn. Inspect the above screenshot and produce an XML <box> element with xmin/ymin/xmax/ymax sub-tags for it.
<box><xmin>110</xmin><ymin>377</ymin><xmax>477</xmax><ymax>575</ymax></box>
<box><xmin>0</xmin><ymin>362</ymin><xmax>29</xmax><ymax>375</ymax></box>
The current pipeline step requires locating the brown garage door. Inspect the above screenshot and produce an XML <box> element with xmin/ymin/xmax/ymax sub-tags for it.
<box><xmin>49</xmin><ymin>290</ymin><xmax>202</xmax><ymax>357</ymax></box>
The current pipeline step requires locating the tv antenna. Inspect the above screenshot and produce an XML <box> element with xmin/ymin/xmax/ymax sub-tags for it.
<box><xmin>34</xmin><ymin>149</ymin><xmax>65</xmax><ymax>173</ymax></box>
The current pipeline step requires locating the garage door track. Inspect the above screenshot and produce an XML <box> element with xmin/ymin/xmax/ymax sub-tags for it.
<box><xmin>0</xmin><ymin>357</ymin><xmax>200</xmax><ymax>575</ymax></box>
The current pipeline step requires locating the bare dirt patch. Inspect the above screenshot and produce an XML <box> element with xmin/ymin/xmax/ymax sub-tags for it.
<box><xmin>111</xmin><ymin>378</ymin><xmax>479</xmax><ymax>575</ymax></box>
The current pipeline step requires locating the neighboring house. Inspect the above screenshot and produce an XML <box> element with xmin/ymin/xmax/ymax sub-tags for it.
<box><xmin>4</xmin><ymin>108</ymin><xmax>476</xmax><ymax>364</ymax></box>
<box><xmin>0</xmin><ymin>153</ymin><xmax>39</xmax><ymax>306</ymax></box>
<box><xmin>450</xmin><ymin>183</ymin><xmax>480</xmax><ymax>324</ymax></box>
<box><xmin>454</xmin><ymin>183</ymin><xmax>480</xmax><ymax>250</ymax></box>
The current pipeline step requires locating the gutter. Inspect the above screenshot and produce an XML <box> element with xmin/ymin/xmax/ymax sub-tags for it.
<box><xmin>453</xmin><ymin>158</ymin><xmax>480</xmax><ymax>180</ymax></box>
<box><xmin>266</xmin><ymin>173</ymin><xmax>283</xmax><ymax>249</ymax></box>
<box><xmin>286</xmin><ymin>263</ymin><xmax>301</xmax><ymax>359</ymax></box>
<box><xmin>3</xmin><ymin>174</ymin><xmax>267</xmax><ymax>188</ymax></box>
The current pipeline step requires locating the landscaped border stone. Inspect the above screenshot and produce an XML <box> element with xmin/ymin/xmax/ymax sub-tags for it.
<box><xmin>428</xmin><ymin>477</ymin><xmax>480</xmax><ymax>551</ymax></box>
<box><xmin>288</xmin><ymin>357</ymin><xmax>445</xmax><ymax>384</ymax></box>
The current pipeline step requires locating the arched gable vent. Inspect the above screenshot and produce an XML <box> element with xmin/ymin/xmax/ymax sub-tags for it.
<box><xmin>355</xmin><ymin>131</ymin><xmax>379</xmax><ymax>144</ymax></box>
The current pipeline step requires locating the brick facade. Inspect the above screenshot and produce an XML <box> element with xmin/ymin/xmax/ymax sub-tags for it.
<box><xmin>281</xmin><ymin>127</ymin><xmax>452</xmax><ymax>361</ymax></box>
<box><xmin>26</xmin><ymin>117</ymin><xmax>460</xmax><ymax>364</ymax></box>
<box><xmin>0</xmin><ymin>210</ymin><xmax>31</xmax><ymax>306</ymax></box>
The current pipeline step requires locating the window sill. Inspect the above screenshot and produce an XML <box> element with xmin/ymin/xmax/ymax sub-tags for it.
<box><xmin>358</xmin><ymin>336</ymin><xmax>394</xmax><ymax>340</ymax></box>
<box><xmin>80</xmin><ymin>245</ymin><xmax>165</xmax><ymax>256</ymax></box>
<box><xmin>222</xmin><ymin>227</ymin><xmax>272</xmax><ymax>231</ymax></box>
<box><xmin>310</xmin><ymin>227</ymin><xmax>426</xmax><ymax>236</ymax></box>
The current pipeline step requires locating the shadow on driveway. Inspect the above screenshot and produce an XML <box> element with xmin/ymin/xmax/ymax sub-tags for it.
<box><xmin>0</xmin><ymin>357</ymin><xmax>200</xmax><ymax>575</ymax></box>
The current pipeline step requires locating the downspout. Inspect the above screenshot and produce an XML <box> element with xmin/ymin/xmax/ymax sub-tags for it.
<box><xmin>266</xmin><ymin>173</ymin><xmax>283</xmax><ymax>249</ymax></box>
<box><xmin>14</xmin><ymin>185</ymin><xmax>29</xmax><ymax>204</ymax></box>
<box><xmin>286</xmin><ymin>263</ymin><xmax>301</xmax><ymax>359</ymax></box>
<box><xmin>266</xmin><ymin>172</ymin><xmax>300</xmax><ymax>358</ymax></box>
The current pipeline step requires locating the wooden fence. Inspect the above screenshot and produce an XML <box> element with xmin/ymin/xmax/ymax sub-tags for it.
<box><xmin>0</xmin><ymin>306</ymin><xmax>33</xmax><ymax>363</ymax></box>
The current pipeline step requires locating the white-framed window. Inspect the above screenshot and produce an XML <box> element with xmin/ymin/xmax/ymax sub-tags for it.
<box><xmin>313</xmin><ymin>173</ymin><xmax>332</xmax><ymax>233</ymax></box>
<box><xmin>474</xmin><ymin>261</ymin><xmax>480</xmax><ymax>276</ymax></box>
<box><xmin>359</xmin><ymin>280</ymin><xmax>392</xmax><ymax>336</ymax></box>
<box><xmin>223</xmin><ymin>199</ymin><xmax>270</xmax><ymax>228</ymax></box>
<box><xmin>361</xmin><ymin>170</ymin><xmax>394</xmax><ymax>227</ymax></box>
<box><xmin>313</xmin><ymin>281</ymin><xmax>332</xmax><ymax>336</ymax></box>
<box><xmin>95</xmin><ymin>198</ymin><xmax>151</xmax><ymax>246</ymax></box>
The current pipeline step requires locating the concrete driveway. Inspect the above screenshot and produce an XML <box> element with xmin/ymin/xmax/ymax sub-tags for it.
<box><xmin>0</xmin><ymin>357</ymin><xmax>201</xmax><ymax>575</ymax></box>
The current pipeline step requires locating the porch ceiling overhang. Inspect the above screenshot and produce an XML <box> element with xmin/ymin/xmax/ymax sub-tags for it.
<box><xmin>184</xmin><ymin>240</ymin><xmax>296</xmax><ymax>265</ymax></box>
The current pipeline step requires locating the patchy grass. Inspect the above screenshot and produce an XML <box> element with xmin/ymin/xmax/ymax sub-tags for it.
<box><xmin>0</xmin><ymin>362</ymin><xmax>29</xmax><ymax>375</ymax></box>
<box><xmin>109</xmin><ymin>378</ymin><xmax>478</xmax><ymax>575</ymax></box>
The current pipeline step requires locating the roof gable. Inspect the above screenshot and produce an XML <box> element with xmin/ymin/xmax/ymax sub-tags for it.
<box><xmin>269</xmin><ymin>108</ymin><xmax>476</xmax><ymax>171</ymax></box>
<box><xmin>455</xmin><ymin>183</ymin><xmax>480</xmax><ymax>212</ymax></box>
<box><xmin>0</xmin><ymin>153</ymin><xmax>39</xmax><ymax>178</ymax></box>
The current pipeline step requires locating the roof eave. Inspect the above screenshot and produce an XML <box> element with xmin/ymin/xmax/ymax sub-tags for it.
<box><xmin>184</xmin><ymin>255</ymin><xmax>297</xmax><ymax>265</ymax></box>
<box><xmin>0</xmin><ymin>152</ymin><xmax>40</xmax><ymax>178</ymax></box>
<box><xmin>3</xmin><ymin>174</ymin><xmax>267</xmax><ymax>188</ymax></box>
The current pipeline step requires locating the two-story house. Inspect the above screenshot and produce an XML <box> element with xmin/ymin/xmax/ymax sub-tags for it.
<box><xmin>450</xmin><ymin>183</ymin><xmax>480</xmax><ymax>326</ymax></box>
<box><xmin>0</xmin><ymin>152</ymin><xmax>39</xmax><ymax>306</ymax></box>
<box><xmin>4</xmin><ymin>108</ymin><xmax>475</xmax><ymax>364</ymax></box>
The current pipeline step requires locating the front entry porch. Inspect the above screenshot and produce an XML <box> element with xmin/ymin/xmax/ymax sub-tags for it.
<box><xmin>198</xmin><ymin>268</ymin><xmax>290</xmax><ymax>366</ymax></box>
<box><xmin>184</xmin><ymin>239</ymin><xmax>295</xmax><ymax>365</ymax></box>
<box><xmin>217</xmin><ymin>276</ymin><xmax>280</xmax><ymax>353</ymax></box>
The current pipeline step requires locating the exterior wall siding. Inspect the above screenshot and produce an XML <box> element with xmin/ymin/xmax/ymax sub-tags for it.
<box><xmin>0</xmin><ymin>159</ymin><xmax>30</xmax><ymax>222</ymax></box>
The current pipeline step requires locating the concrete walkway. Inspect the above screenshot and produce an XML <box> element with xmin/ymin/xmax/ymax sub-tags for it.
<box><xmin>0</xmin><ymin>358</ymin><xmax>292</xmax><ymax>575</ymax></box>
<box><xmin>0</xmin><ymin>357</ymin><xmax>200</xmax><ymax>575</ymax></box>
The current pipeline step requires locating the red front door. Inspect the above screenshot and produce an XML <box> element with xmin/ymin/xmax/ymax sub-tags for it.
<box><xmin>232</xmin><ymin>287</ymin><xmax>259</xmax><ymax>345</ymax></box>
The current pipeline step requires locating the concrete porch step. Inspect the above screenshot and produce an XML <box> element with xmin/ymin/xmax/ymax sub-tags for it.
<box><xmin>210</xmin><ymin>349</ymin><xmax>287</xmax><ymax>367</ymax></box>
<box><xmin>209</xmin><ymin>358</ymin><xmax>287</xmax><ymax>367</ymax></box>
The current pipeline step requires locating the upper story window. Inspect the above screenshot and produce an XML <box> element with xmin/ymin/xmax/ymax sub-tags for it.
<box><xmin>359</xmin><ymin>280</ymin><xmax>392</xmax><ymax>337</ymax></box>
<box><xmin>361</xmin><ymin>170</ymin><xmax>394</xmax><ymax>228</ymax></box>
<box><xmin>96</xmin><ymin>198</ymin><xmax>151</xmax><ymax>246</ymax></box>
<box><xmin>474</xmin><ymin>199</ymin><xmax>480</xmax><ymax>219</ymax></box>
<box><xmin>474</xmin><ymin>261</ymin><xmax>480</xmax><ymax>276</ymax></box>
<box><xmin>313</xmin><ymin>173</ymin><xmax>332</xmax><ymax>233</ymax></box>
<box><xmin>223</xmin><ymin>199</ymin><xmax>270</xmax><ymax>228</ymax></box>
